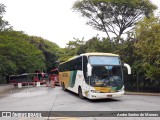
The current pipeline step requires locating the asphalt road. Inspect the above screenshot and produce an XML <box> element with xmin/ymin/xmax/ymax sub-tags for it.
<box><xmin>0</xmin><ymin>85</ymin><xmax>159</xmax><ymax>120</ymax></box>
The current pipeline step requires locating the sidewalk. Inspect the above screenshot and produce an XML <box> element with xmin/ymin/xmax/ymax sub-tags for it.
<box><xmin>125</xmin><ymin>91</ymin><xmax>160</xmax><ymax>96</ymax></box>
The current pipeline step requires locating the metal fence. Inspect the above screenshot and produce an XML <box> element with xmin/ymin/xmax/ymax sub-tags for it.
<box><xmin>124</xmin><ymin>73</ymin><xmax>160</xmax><ymax>93</ymax></box>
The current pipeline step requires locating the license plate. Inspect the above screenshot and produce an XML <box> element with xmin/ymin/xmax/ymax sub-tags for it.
<box><xmin>107</xmin><ymin>95</ymin><xmax>112</xmax><ymax>97</ymax></box>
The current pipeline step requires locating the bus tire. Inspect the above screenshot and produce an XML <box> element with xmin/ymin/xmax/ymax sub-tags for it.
<box><xmin>62</xmin><ymin>82</ymin><xmax>66</xmax><ymax>91</ymax></box>
<box><xmin>78</xmin><ymin>87</ymin><xmax>84</xmax><ymax>99</ymax></box>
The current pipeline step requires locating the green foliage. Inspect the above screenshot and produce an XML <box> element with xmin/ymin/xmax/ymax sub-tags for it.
<box><xmin>80</xmin><ymin>37</ymin><xmax>113</xmax><ymax>53</ymax></box>
<box><xmin>73</xmin><ymin>0</ymin><xmax>157</xmax><ymax>42</ymax></box>
<box><xmin>63</xmin><ymin>36</ymin><xmax>113</xmax><ymax>61</ymax></box>
<box><xmin>0</xmin><ymin>30</ymin><xmax>46</xmax><ymax>83</ymax></box>
<box><xmin>134</xmin><ymin>15</ymin><xmax>160</xmax><ymax>80</ymax></box>
<box><xmin>61</xmin><ymin>38</ymin><xmax>85</xmax><ymax>61</ymax></box>
<box><xmin>27</xmin><ymin>36</ymin><xmax>62</xmax><ymax>72</ymax></box>
<box><xmin>0</xmin><ymin>29</ymin><xmax>62</xmax><ymax>83</ymax></box>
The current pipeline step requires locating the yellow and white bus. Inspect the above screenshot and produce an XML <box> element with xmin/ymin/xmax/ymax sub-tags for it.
<box><xmin>59</xmin><ymin>53</ymin><xmax>131</xmax><ymax>99</ymax></box>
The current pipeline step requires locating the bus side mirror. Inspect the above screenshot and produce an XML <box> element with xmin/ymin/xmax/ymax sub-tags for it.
<box><xmin>124</xmin><ymin>63</ymin><xmax>131</xmax><ymax>75</ymax></box>
<box><xmin>87</xmin><ymin>63</ymin><xmax>92</xmax><ymax>76</ymax></box>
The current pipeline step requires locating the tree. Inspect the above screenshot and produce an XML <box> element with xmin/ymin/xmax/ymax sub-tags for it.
<box><xmin>27</xmin><ymin>36</ymin><xmax>62</xmax><ymax>72</ymax></box>
<box><xmin>61</xmin><ymin>38</ymin><xmax>85</xmax><ymax>61</ymax></box>
<box><xmin>73</xmin><ymin>0</ymin><xmax>157</xmax><ymax>42</ymax></box>
<box><xmin>0</xmin><ymin>3</ymin><xmax>10</xmax><ymax>31</ymax></box>
<box><xmin>80</xmin><ymin>36</ymin><xmax>113</xmax><ymax>53</ymax></box>
<box><xmin>62</xmin><ymin>36</ymin><xmax>113</xmax><ymax>62</ymax></box>
<box><xmin>0</xmin><ymin>30</ymin><xmax>46</xmax><ymax>83</ymax></box>
<box><xmin>134</xmin><ymin>15</ymin><xmax>160</xmax><ymax>80</ymax></box>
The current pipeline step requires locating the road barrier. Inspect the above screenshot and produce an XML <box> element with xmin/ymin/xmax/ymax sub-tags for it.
<box><xmin>36</xmin><ymin>82</ymin><xmax>40</xmax><ymax>87</ymax></box>
<box><xmin>18</xmin><ymin>83</ymin><xmax>22</xmax><ymax>88</ymax></box>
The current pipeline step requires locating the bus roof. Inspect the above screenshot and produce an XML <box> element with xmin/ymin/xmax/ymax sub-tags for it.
<box><xmin>80</xmin><ymin>52</ymin><xmax>119</xmax><ymax>57</ymax></box>
<box><xmin>9</xmin><ymin>73</ymin><xmax>48</xmax><ymax>77</ymax></box>
<box><xmin>60</xmin><ymin>52</ymin><xmax>119</xmax><ymax>65</ymax></box>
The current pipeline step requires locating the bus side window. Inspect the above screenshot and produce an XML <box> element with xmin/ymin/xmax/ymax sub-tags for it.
<box><xmin>83</xmin><ymin>56</ymin><xmax>89</xmax><ymax>84</ymax></box>
<box><xmin>74</xmin><ymin>57</ymin><xmax>82</xmax><ymax>70</ymax></box>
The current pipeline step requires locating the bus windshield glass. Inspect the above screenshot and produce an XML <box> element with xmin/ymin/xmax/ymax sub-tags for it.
<box><xmin>89</xmin><ymin>56</ymin><xmax>120</xmax><ymax>65</ymax></box>
<box><xmin>90</xmin><ymin>66</ymin><xmax>123</xmax><ymax>88</ymax></box>
<box><xmin>88</xmin><ymin>56</ymin><xmax>122</xmax><ymax>88</ymax></box>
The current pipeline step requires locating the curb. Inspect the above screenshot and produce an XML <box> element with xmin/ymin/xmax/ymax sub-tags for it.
<box><xmin>125</xmin><ymin>92</ymin><xmax>160</xmax><ymax>96</ymax></box>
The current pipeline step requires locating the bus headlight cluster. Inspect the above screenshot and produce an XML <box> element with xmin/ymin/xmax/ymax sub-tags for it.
<box><xmin>90</xmin><ymin>90</ymin><xmax>100</xmax><ymax>93</ymax></box>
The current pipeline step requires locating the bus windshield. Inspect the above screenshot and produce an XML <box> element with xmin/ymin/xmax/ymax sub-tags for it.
<box><xmin>90</xmin><ymin>66</ymin><xmax>123</xmax><ymax>88</ymax></box>
<box><xmin>89</xmin><ymin>56</ymin><xmax>120</xmax><ymax>65</ymax></box>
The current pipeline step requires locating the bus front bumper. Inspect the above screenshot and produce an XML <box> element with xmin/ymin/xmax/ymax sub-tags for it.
<box><xmin>87</xmin><ymin>91</ymin><xmax>124</xmax><ymax>99</ymax></box>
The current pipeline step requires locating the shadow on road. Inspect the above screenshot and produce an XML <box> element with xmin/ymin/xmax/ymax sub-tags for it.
<box><xmin>89</xmin><ymin>98</ymin><xmax>120</xmax><ymax>103</ymax></box>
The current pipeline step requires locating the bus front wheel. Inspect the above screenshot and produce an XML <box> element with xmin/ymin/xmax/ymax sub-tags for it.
<box><xmin>78</xmin><ymin>87</ymin><xmax>84</xmax><ymax>99</ymax></box>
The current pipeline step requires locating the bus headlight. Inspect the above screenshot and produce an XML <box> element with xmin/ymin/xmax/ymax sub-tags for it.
<box><xmin>90</xmin><ymin>90</ymin><xmax>100</xmax><ymax>93</ymax></box>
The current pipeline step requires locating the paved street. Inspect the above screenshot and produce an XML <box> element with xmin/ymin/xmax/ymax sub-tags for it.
<box><xmin>0</xmin><ymin>85</ymin><xmax>159</xmax><ymax>120</ymax></box>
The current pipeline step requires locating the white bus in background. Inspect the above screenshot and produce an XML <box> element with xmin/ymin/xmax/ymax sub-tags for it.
<box><xmin>59</xmin><ymin>53</ymin><xmax>131</xmax><ymax>99</ymax></box>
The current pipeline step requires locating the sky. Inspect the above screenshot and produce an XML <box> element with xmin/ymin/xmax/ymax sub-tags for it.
<box><xmin>0</xmin><ymin>0</ymin><xmax>160</xmax><ymax>48</ymax></box>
